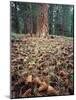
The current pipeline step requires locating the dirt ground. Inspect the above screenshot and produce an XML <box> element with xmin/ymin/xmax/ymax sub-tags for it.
<box><xmin>11</xmin><ymin>34</ymin><xmax>74</xmax><ymax>98</ymax></box>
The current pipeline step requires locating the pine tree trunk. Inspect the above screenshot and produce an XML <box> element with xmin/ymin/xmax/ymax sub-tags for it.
<box><xmin>14</xmin><ymin>2</ymin><xmax>19</xmax><ymax>33</ymax></box>
<box><xmin>37</xmin><ymin>4</ymin><xmax>49</xmax><ymax>37</ymax></box>
<box><xmin>24</xmin><ymin>3</ymin><xmax>33</xmax><ymax>36</ymax></box>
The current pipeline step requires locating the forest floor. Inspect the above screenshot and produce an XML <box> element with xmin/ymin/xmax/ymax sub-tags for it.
<box><xmin>11</xmin><ymin>34</ymin><xmax>74</xmax><ymax>98</ymax></box>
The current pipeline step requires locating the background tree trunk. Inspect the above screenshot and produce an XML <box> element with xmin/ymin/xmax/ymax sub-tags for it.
<box><xmin>24</xmin><ymin>3</ymin><xmax>33</xmax><ymax>36</ymax></box>
<box><xmin>37</xmin><ymin>4</ymin><xmax>49</xmax><ymax>37</ymax></box>
<box><xmin>11</xmin><ymin>2</ymin><xmax>19</xmax><ymax>33</ymax></box>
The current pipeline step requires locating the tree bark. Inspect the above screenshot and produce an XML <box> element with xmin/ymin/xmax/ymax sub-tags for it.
<box><xmin>37</xmin><ymin>4</ymin><xmax>49</xmax><ymax>37</ymax></box>
<box><xmin>24</xmin><ymin>3</ymin><xmax>33</xmax><ymax>36</ymax></box>
<box><xmin>12</xmin><ymin>2</ymin><xmax>19</xmax><ymax>33</ymax></box>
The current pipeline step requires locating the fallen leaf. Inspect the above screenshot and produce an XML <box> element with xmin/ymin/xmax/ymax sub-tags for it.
<box><xmin>38</xmin><ymin>81</ymin><xmax>48</xmax><ymax>92</ymax></box>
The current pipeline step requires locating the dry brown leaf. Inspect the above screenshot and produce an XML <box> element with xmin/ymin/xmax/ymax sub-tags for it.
<box><xmin>26</xmin><ymin>75</ymin><xmax>32</xmax><ymax>83</ymax></box>
<box><xmin>59</xmin><ymin>70</ymin><xmax>66</xmax><ymax>77</ymax></box>
<box><xmin>64</xmin><ymin>79</ymin><xmax>69</xmax><ymax>87</ymax></box>
<box><xmin>22</xmin><ymin>88</ymin><xmax>32</xmax><ymax>97</ymax></box>
<box><xmin>28</xmin><ymin>64</ymin><xmax>33</xmax><ymax>69</ymax></box>
<box><xmin>38</xmin><ymin>81</ymin><xmax>48</xmax><ymax>92</ymax></box>
<box><xmin>33</xmin><ymin>76</ymin><xmax>42</xmax><ymax>85</ymax></box>
<box><xmin>47</xmin><ymin>85</ymin><xmax>59</xmax><ymax>95</ymax></box>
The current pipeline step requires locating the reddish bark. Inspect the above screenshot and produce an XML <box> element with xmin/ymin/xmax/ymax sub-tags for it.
<box><xmin>37</xmin><ymin>4</ymin><xmax>49</xmax><ymax>37</ymax></box>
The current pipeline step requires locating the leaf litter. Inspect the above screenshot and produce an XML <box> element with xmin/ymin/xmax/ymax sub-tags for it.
<box><xmin>11</xmin><ymin>34</ymin><xmax>74</xmax><ymax>98</ymax></box>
